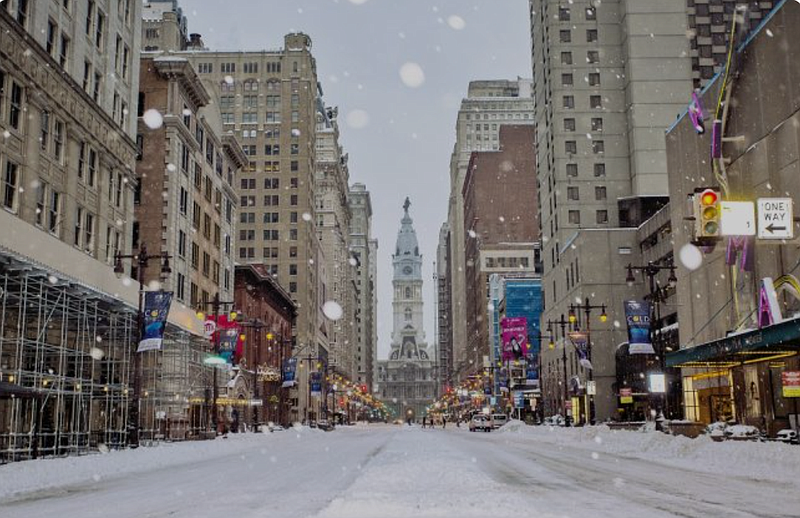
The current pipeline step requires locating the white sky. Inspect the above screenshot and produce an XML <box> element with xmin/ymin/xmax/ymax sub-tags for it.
<box><xmin>188</xmin><ymin>0</ymin><xmax>532</xmax><ymax>358</ymax></box>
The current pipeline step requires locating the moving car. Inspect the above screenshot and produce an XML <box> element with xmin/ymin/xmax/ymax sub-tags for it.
<box><xmin>469</xmin><ymin>415</ymin><xmax>492</xmax><ymax>432</ymax></box>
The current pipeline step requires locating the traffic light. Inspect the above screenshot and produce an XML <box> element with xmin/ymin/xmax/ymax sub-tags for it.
<box><xmin>694</xmin><ymin>188</ymin><xmax>721</xmax><ymax>241</ymax></box>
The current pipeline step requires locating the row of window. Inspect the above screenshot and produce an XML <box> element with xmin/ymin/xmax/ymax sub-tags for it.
<box><xmin>240</xmin><ymin>177</ymin><xmax>299</xmax><ymax>189</ymax></box>
<box><xmin>565</xmin><ymin>186</ymin><xmax>607</xmax><ymax>201</ymax></box>
<box><xmin>563</xmin><ymin>116</ymin><xmax>604</xmax><ymax>132</ymax></box>
<box><xmin>559</xmin><ymin>28</ymin><xmax>598</xmax><ymax>44</ymax></box>
<box><xmin>242</xmin><ymin>160</ymin><xmax>297</xmax><ymax>173</ymax></box>
<box><xmin>221</xmin><ymin>111</ymin><xmax>302</xmax><ymax>125</ymax></box>
<box><xmin>566</xmin><ymin>163</ymin><xmax>606</xmax><ymax>178</ymax></box>
<box><xmin>565</xmin><ymin>139</ymin><xmax>605</xmax><ymax>154</ymax></box>
<box><xmin>557</xmin><ymin>5</ymin><xmax>596</xmax><ymax>22</ymax></box>
<box><xmin>239</xmin><ymin>194</ymin><xmax>301</xmax><ymax>207</ymax></box>
<box><xmin>560</xmin><ymin>50</ymin><xmax>600</xmax><ymax>65</ymax></box>
<box><xmin>209</xmin><ymin>62</ymin><xmax>281</xmax><ymax>75</ymax></box>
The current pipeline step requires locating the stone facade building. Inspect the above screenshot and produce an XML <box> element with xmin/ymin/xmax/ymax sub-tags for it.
<box><xmin>377</xmin><ymin>200</ymin><xmax>435</xmax><ymax>420</ymax></box>
<box><xmin>349</xmin><ymin>183</ymin><xmax>376</xmax><ymax>391</ymax></box>
<box><xmin>436</xmin><ymin>223</ymin><xmax>453</xmax><ymax>394</ymax></box>
<box><xmin>136</xmin><ymin>55</ymin><xmax>244</xmax><ymax>309</ymax></box>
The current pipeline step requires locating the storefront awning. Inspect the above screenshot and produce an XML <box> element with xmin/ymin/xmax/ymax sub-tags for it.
<box><xmin>666</xmin><ymin>317</ymin><xmax>800</xmax><ymax>368</ymax></box>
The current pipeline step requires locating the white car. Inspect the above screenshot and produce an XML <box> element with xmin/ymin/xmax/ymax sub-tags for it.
<box><xmin>491</xmin><ymin>414</ymin><xmax>509</xmax><ymax>429</ymax></box>
<box><xmin>469</xmin><ymin>415</ymin><xmax>492</xmax><ymax>432</ymax></box>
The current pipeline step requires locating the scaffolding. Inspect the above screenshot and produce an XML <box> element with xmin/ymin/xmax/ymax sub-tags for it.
<box><xmin>139</xmin><ymin>330</ymin><xmax>212</xmax><ymax>442</ymax></box>
<box><xmin>0</xmin><ymin>261</ymin><xmax>134</xmax><ymax>463</ymax></box>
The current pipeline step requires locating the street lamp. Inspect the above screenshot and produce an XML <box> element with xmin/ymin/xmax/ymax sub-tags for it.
<box><xmin>546</xmin><ymin>314</ymin><xmax>572</xmax><ymax>424</ymax></box>
<box><xmin>196</xmin><ymin>293</ymin><xmax>237</xmax><ymax>434</ymax></box>
<box><xmin>568</xmin><ymin>298</ymin><xmax>607</xmax><ymax>425</ymax></box>
<box><xmin>114</xmin><ymin>243</ymin><xmax>172</xmax><ymax>447</ymax></box>
<box><xmin>625</xmin><ymin>261</ymin><xmax>678</xmax><ymax>419</ymax></box>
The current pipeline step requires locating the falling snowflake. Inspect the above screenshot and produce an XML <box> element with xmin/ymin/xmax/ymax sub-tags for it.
<box><xmin>679</xmin><ymin>243</ymin><xmax>703</xmax><ymax>271</ymax></box>
<box><xmin>399</xmin><ymin>62</ymin><xmax>425</xmax><ymax>88</ymax></box>
<box><xmin>447</xmin><ymin>15</ymin><xmax>466</xmax><ymax>30</ymax></box>
<box><xmin>302</xmin><ymin>212</ymin><xmax>312</xmax><ymax>221</ymax></box>
<box><xmin>323</xmin><ymin>301</ymin><xmax>344</xmax><ymax>321</ymax></box>
<box><xmin>142</xmin><ymin>109</ymin><xmax>163</xmax><ymax>129</ymax></box>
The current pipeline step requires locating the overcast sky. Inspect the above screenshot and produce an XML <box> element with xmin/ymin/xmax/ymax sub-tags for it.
<box><xmin>188</xmin><ymin>0</ymin><xmax>532</xmax><ymax>358</ymax></box>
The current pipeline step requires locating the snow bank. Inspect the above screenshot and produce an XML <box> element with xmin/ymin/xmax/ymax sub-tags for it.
<box><xmin>498</xmin><ymin>422</ymin><xmax>800</xmax><ymax>485</ymax></box>
<box><xmin>0</xmin><ymin>431</ymin><xmax>316</xmax><ymax>502</ymax></box>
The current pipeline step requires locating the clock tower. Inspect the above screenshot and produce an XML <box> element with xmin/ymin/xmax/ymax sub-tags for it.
<box><xmin>376</xmin><ymin>198</ymin><xmax>436</xmax><ymax>421</ymax></box>
<box><xmin>390</xmin><ymin>198</ymin><xmax>427</xmax><ymax>359</ymax></box>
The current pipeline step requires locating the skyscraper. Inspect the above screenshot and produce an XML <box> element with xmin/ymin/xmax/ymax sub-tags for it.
<box><xmin>530</xmin><ymin>0</ymin><xmax>692</xmax><ymax>422</ymax></box>
<box><xmin>349</xmin><ymin>183</ymin><xmax>376</xmax><ymax>391</ymax></box>
<box><xmin>446</xmin><ymin>79</ymin><xmax>534</xmax><ymax>383</ymax></box>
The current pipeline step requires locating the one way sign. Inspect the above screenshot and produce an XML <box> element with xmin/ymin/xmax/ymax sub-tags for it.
<box><xmin>757</xmin><ymin>198</ymin><xmax>794</xmax><ymax>240</ymax></box>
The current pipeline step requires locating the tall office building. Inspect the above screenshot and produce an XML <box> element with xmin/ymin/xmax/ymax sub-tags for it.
<box><xmin>315</xmin><ymin>105</ymin><xmax>355</xmax><ymax>379</ymax></box>
<box><xmin>435</xmin><ymin>223</ymin><xmax>453</xmax><ymax>394</ymax></box>
<box><xmin>135</xmin><ymin>56</ymin><xmax>245</xmax><ymax>310</ymax></box>
<box><xmin>179</xmin><ymin>34</ymin><xmax>322</xmax><ymax>354</ymax></box>
<box><xmin>446</xmin><ymin>79</ymin><xmax>534</xmax><ymax>382</ymax></box>
<box><xmin>349</xmin><ymin>183</ymin><xmax>376</xmax><ymax>391</ymax></box>
<box><xmin>530</xmin><ymin>0</ymin><xmax>692</xmax><ymax>422</ymax></box>
<box><xmin>368</xmin><ymin>237</ymin><xmax>379</xmax><ymax>390</ymax></box>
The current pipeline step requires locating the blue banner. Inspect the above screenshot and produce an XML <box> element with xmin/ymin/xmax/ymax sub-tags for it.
<box><xmin>624</xmin><ymin>300</ymin><xmax>655</xmax><ymax>354</ymax></box>
<box><xmin>310</xmin><ymin>372</ymin><xmax>322</xmax><ymax>396</ymax></box>
<box><xmin>568</xmin><ymin>331</ymin><xmax>593</xmax><ymax>370</ymax></box>
<box><xmin>137</xmin><ymin>291</ymin><xmax>172</xmax><ymax>352</ymax></box>
<box><xmin>282</xmin><ymin>358</ymin><xmax>298</xmax><ymax>388</ymax></box>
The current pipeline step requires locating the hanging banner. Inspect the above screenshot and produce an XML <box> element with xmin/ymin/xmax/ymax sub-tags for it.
<box><xmin>567</xmin><ymin>331</ymin><xmax>593</xmax><ymax>370</ymax></box>
<box><xmin>310</xmin><ymin>372</ymin><xmax>322</xmax><ymax>396</ymax></box>
<box><xmin>624</xmin><ymin>300</ymin><xmax>655</xmax><ymax>355</ymax></box>
<box><xmin>501</xmin><ymin>317</ymin><xmax>529</xmax><ymax>361</ymax></box>
<box><xmin>137</xmin><ymin>291</ymin><xmax>173</xmax><ymax>352</ymax></box>
<box><xmin>282</xmin><ymin>357</ymin><xmax>298</xmax><ymax>388</ymax></box>
<box><xmin>526</xmin><ymin>359</ymin><xmax>540</xmax><ymax>388</ymax></box>
<box><xmin>513</xmin><ymin>391</ymin><xmax>525</xmax><ymax>409</ymax></box>
<box><xmin>218</xmin><ymin>326</ymin><xmax>239</xmax><ymax>364</ymax></box>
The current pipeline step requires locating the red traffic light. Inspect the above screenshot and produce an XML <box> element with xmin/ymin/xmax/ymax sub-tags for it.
<box><xmin>700</xmin><ymin>189</ymin><xmax>718</xmax><ymax>206</ymax></box>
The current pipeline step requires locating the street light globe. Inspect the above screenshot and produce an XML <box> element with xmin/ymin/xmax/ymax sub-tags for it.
<box><xmin>196</xmin><ymin>311</ymin><xmax>205</xmax><ymax>321</ymax></box>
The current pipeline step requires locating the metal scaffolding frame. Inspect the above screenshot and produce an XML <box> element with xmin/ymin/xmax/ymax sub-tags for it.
<box><xmin>0</xmin><ymin>262</ymin><xmax>134</xmax><ymax>463</ymax></box>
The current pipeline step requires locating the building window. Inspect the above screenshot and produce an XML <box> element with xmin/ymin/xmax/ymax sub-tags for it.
<box><xmin>560</xmin><ymin>30</ymin><xmax>571</xmax><ymax>43</ymax></box>
<box><xmin>596</xmin><ymin>210</ymin><xmax>609</xmax><ymax>224</ymax></box>
<box><xmin>591</xmin><ymin>118</ymin><xmax>603</xmax><ymax>132</ymax></box>
<box><xmin>567</xmin><ymin>186</ymin><xmax>579</xmax><ymax>201</ymax></box>
<box><xmin>562</xmin><ymin>95</ymin><xmax>574</xmax><ymax>109</ymax></box>
<box><xmin>8</xmin><ymin>81</ymin><xmax>22</xmax><ymax>130</ymax></box>
<box><xmin>565</xmin><ymin>140</ymin><xmax>577</xmax><ymax>154</ymax></box>
<box><xmin>586</xmin><ymin>6</ymin><xmax>596</xmax><ymax>20</ymax></box>
<box><xmin>589</xmin><ymin>73</ymin><xmax>601</xmax><ymax>86</ymax></box>
<box><xmin>561</xmin><ymin>52</ymin><xmax>572</xmax><ymax>65</ymax></box>
<box><xmin>594</xmin><ymin>163</ymin><xmax>606</xmax><ymax>177</ymax></box>
<box><xmin>592</xmin><ymin>140</ymin><xmax>605</xmax><ymax>154</ymax></box>
<box><xmin>595</xmin><ymin>186</ymin><xmax>607</xmax><ymax>200</ymax></box>
<box><xmin>566</xmin><ymin>163</ymin><xmax>578</xmax><ymax>177</ymax></box>
<box><xmin>561</xmin><ymin>74</ymin><xmax>573</xmax><ymax>86</ymax></box>
<box><xmin>590</xmin><ymin>95</ymin><xmax>602</xmax><ymax>109</ymax></box>
<box><xmin>587</xmin><ymin>50</ymin><xmax>599</xmax><ymax>64</ymax></box>
<box><xmin>563</xmin><ymin>118</ymin><xmax>575</xmax><ymax>132</ymax></box>
<box><xmin>587</xmin><ymin>29</ymin><xmax>598</xmax><ymax>42</ymax></box>
<box><xmin>48</xmin><ymin>189</ymin><xmax>61</xmax><ymax>234</ymax></box>
<box><xmin>558</xmin><ymin>7</ymin><xmax>570</xmax><ymax>21</ymax></box>
<box><xmin>569</xmin><ymin>210</ymin><xmax>581</xmax><ymax>225</ymax></box>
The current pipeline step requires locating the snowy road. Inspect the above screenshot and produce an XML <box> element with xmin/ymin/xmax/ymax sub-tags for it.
<box><xmin>1</xmin><ymin>424</ymin><xmax>797</xmax><ymax>518</ymax></box>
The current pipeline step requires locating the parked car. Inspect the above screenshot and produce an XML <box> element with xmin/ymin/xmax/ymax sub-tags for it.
<box><xmin>491</xmin><ymin>414</ymin><xmax>509</xmax><ymax>429</ymax></box>
<box><xmin>776</xmin><ymin>429</ymin><xmax>799</xmax><ymax>444</ymax></box>
<box><xmin>317</xmin><ymin>419</ymin><xmax>333</xmax><ymax>431</ymax></box>
<box><xmin>469</xmin><ymin>415</ymin><xmax>492</xmax><ymax>432</ymax></box>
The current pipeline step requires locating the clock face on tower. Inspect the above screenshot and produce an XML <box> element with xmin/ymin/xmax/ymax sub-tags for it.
<box><xmin>403</xmin><ymin>266</ymin><xmax>413</xmax><ymax>275</ymax></box>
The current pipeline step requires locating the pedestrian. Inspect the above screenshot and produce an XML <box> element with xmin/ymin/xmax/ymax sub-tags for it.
<box><xmin>422</xmin><ymin>416</ymin><xmax>427</xmax><ymax>428</ymax></box>
<box><xmin>442</xmin><ymin>416</ymin><xmax>446</xmax><ymax>429</ymax></box>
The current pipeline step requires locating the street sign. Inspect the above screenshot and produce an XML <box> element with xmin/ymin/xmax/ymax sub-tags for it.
<box><xmin>720</xmin><ymin>201</ymin><xmax>755</xmax><ymax>236</ymax></box>
<box><xmin>782</xmin><ymin>371</ymin><xmax>800</xmax><ymax>398</ymax></box>
<box><xmin>619</xmin><ymin>388</ymin><xmax>633</xmax><ymax>404</ymax></box>
<box><xmin>757</xmin><ymin>198</ymin><xmax>794</xmax><ymax>240</ymax></box>
<box><xmin>204</xmin><ymin>319</ymin><xmax>216</xmax><ymax>339</ymax></box>
<box><xmin>586</xmin><ymin>380</ymin><xmax>596</xmax><ymax>396</ymax></box>
<box><xmin>648</xmin><ymin>373</ymin><xmax>666</xmax><ymax>394</ymax></box>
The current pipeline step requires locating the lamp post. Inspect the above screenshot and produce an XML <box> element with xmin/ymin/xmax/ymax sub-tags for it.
<box><xmin>568</xmin><ymin>298</ymin><xmax>607</xmax><ymax>425</ymax></box>
<box><xmin>114</xmin><ymin>242</ymin><xmax>172</xmax><ymax>448</ymax></box>
<box><xmin>238</xmin><ymin>319</ymin><xmax>266</xmax><ymax>430</ymax></box>
<box><xmin>546</xmin><ymin>314</ymin><xmax>572</xmax><ymax>424</ymax></box>
<box><xmin>196</xmin><ymin>293</ymin><xmax>237</xmax><ymax>434</ymax></box>
<box><xmin>625</xmin><ymin>262</ymin><xmax>678</xmax><ymax>418</ymax></box>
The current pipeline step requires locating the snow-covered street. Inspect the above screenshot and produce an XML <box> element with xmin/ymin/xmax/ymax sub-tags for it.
<box><xmin>1</xmin><ymin>424</ymin><xmax>799</xmax><ymax>518</ymax></box>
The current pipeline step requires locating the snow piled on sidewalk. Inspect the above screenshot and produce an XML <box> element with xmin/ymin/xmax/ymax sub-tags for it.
<box><xmin>0</xmin><ymin>426</ymin><xmax>320</xmax><ymax>502</ymax></box>
<box><xmin>497</xmin><ymin>421</ymin><xmax>800</xmax><ymax>484</ymax></box>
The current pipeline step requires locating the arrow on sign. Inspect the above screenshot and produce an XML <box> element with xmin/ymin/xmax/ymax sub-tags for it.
<box><xmin>766</xmin><ymin>224</ymin><xmax>787</xmax><ymax>233</ymax></box>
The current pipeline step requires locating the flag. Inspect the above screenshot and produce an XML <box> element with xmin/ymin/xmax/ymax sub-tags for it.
<box><xmin>138</xmin><ymin>291</ymin><xmax>173</xmax><ymax>352</ymax></box>
<box><xmin>568</xmin><ymin>331</ymin><xmax>593</xmax><ymax>370</ymax></box>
